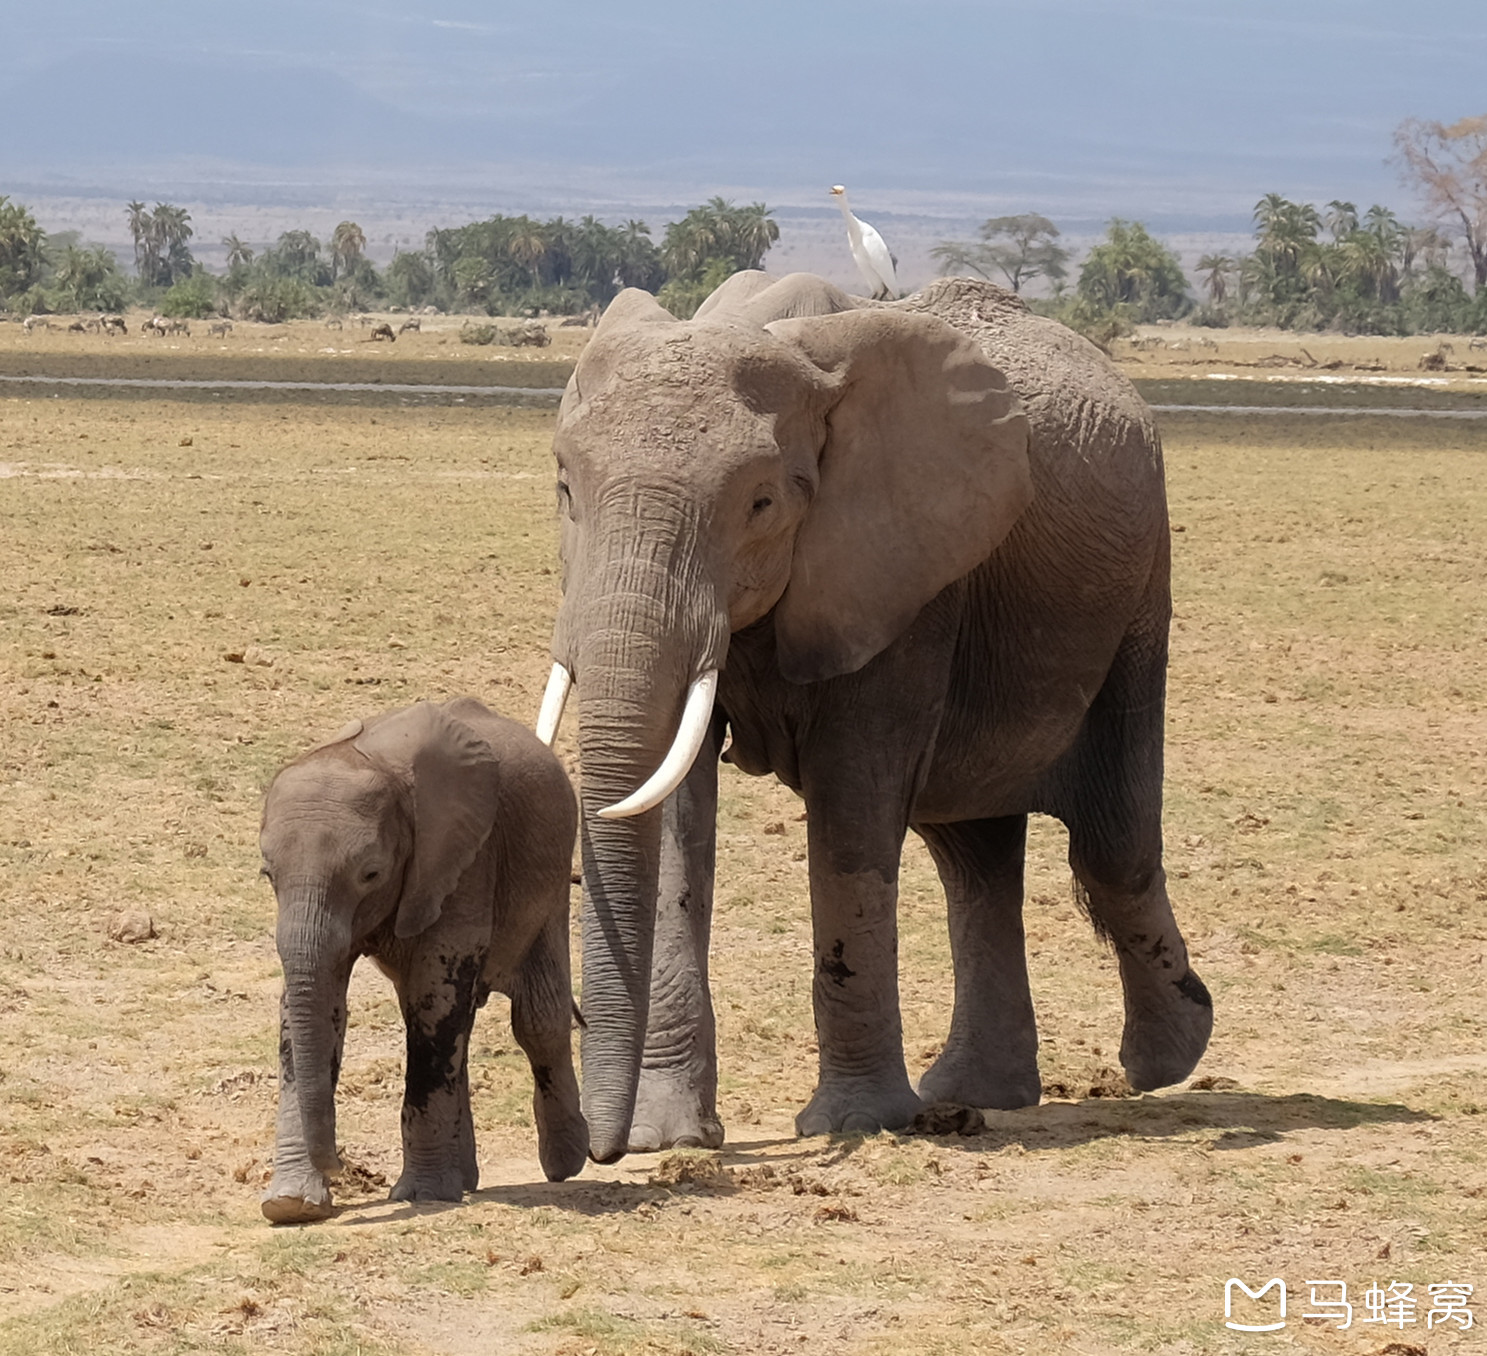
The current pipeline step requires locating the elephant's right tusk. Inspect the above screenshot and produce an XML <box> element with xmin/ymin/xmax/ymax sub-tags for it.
<box><xmin>597</xmin><ymin>670</ymin><xmax>718</xmax><ymax>819</ymax></box>
<box><xmin>535</xmin><ymin>662</ymin><xmax>573</xmax><ymax>746</ymax></box>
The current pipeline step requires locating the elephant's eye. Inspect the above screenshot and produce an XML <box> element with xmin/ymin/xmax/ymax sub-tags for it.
<box><xmin>750</xmin><ymin>495</ymin><xmax>773</xmax><ymax>516</ymax></box>
<box><xmin>362</xmin><ymin>868</ymin><xmax>381</xmax><ymax>883</ymax></box>
<box><xmin>556</xmin><ymin>475</ymin><xmax>573</xmax><ymax>517</ymax></box>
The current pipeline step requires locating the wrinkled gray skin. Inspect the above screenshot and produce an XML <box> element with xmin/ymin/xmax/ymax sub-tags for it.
<box><xmin>259</xmin><ymin>698</ymin><xmax>587</xmax><ymax>1223</ymax></box>
<box><xmin>551</xmin><ymin>271</ymin><xmax>1213</xmax><ymax>1163</ymax></box>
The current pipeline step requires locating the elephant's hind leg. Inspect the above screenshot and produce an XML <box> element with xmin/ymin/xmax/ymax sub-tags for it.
<box><xmin>630</xmin><ymin>729</ymin><xmax>724</xmax><ymax>1154</ymax></box>
<box><xmin>915</xmin><ymin>816</ymin><xmax>1042</xmax><ymax>1109</ymax></box>
<box><xmin>1060</xmin><ymin>613</ymin><xmax>1212</xmax><ymax>1091</ymax></box>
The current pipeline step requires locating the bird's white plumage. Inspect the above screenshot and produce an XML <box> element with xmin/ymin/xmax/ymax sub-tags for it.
<box><xmin>831</xmin><ymin>185</ymin><xmax>897</xmax><ymax>299</ymax></box>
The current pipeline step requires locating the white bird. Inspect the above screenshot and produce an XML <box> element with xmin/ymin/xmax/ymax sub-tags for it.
<box><xmin>831</xmin><ymin>184</ymin><xmax>897</xmax><ymax>299</ymax></box>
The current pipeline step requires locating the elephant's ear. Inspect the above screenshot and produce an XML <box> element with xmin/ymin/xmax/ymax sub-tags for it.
<box><xmin>304</xmin><ymin>717</ymin><xmax>363</xmax><ymax>755</ymax></box>
<box><xmin>353</xmin><ymin>703</ymin><xmax>503</xmax><ymax>939</ymax></box>
<box><xmin>766</xmin><ymin>309</ymin><xmax>1032</xmax><ymax>685</ymax></box>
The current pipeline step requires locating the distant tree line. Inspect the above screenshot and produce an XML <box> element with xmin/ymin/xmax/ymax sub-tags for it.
<box><xmin>0</xmin><ymin>194</ymin><xmax>778</xmax><ymax>323</ymax></box>
<box><xmin>931</xmin><ymin>116</ymin><xmax>1487</xmax><ymax>340</ymax></box>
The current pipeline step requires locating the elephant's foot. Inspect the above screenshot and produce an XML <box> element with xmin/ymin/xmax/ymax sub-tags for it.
<box><xmin>537</xmin><ymin>1105</ymin><xmax>591</xmax><ymax>1181</ymax></box>
<box><xmin>795</xmin><ymin>1073</ymin><xmax>923</xmax><ymax>1138</ymax></box>
<box><xmin>261</xmin><ymin>1167</ymin><xmax>333</xmax><ymax>1224</ymax></box>
<box><xmin>627</xmin><ymin>1067</ymin><xmax>723</xmax><ymax>1154</ymax></box>
<box><xmin>1119</xmin><ymin>966</ymin><xmax>1214</xmax><ymax>1091</ymax></box>
<box><xmin>917</xmin><ymin>1043</ymin><xmax>1042</xmax><ymax>1111</ymax></box>
<box><xmin>388</xmin><ymin>1161</ymin><xmax>473</xmax><ymax>1204</ymax></box>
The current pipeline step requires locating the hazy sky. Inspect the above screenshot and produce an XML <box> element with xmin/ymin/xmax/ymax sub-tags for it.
<box><xmin>9</xmin><ymin>1</ymin><xmax>1487</xmax><ymax>227</ymax></box>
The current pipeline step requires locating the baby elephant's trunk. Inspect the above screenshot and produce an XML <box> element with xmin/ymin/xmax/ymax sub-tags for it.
<box><xmin>277</xmin><ymin>897</ymin><xmax>349</xmax><ymax>1175</ymax></box>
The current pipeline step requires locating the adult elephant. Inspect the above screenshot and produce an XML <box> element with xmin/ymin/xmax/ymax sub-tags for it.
<box><xmin>537</xmin><ymin>271</ymin><xmax>1212</xmax><ymax>1162</ymax></box>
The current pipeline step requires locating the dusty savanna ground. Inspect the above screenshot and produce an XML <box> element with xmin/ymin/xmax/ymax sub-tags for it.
<box><xmin>1</xmin><ymin>326</ymin><xmax>1485</xmax><ymax>1355</ymax></box>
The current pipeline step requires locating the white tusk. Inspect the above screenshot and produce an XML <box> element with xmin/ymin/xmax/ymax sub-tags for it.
<box><xmin>596</xmin><ymin>671</ymin><xmax>719</xmax><ymax>819</ymax></box>
<box><xmin>535</xmin><ymin>662</ymin><xmax>572</xmax><ymax>746</ymax></box>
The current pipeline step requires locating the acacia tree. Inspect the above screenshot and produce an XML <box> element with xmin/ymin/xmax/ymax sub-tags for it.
<box><xmin>1395</xmin><ymin>115</ymin><xmax>1487</xmax><ymax>288</ymax></box>
<box><xmin>931</xmin><ymin>213</ymin><xmax>1069</xmax><ymax>293</ymax></box>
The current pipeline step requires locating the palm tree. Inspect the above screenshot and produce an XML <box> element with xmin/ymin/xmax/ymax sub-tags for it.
<box><xmin>126</xmin><ymin>200</ymin><xmax>151</xmax><ymax>279</ymax></box>
<box><xmin>222</xmin><ymin>233</ymin><xmax>254</xmax><ymax>270</ymax></box>
<box><xmin>0</xmin><ymin>197</ymin><xmax>47</xmax><ymax>303</ymax></box>
<box><xmin>144</xmin><ymin>203</ymin><xmax>194</xmax><ymax>286</ymax></box>
<box><xmin>507</xmin><ymin>218</ymin><xmax>548</xmax><ymax>287</ymax></box>
<box><xmin>1324</xmin><ymin>200</ymin><xmax>1358</xmax><ymax>243</ymax></box>
<box><xmin>719</xmin><ymin>198</ymin><xmax>779</xmax><ymax>272</ymax></box>
<box><xmin>1196</xmin><ymin>254</ymin><xmax>1233</xmax><ymax>306</ymax></box>
<box><xmin>329</xmin><ymin>221</ymin><xmax>366</xmax><ymax>281</ymax></box>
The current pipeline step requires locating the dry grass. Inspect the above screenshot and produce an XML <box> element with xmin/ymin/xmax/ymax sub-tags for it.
<box><xmin>1</xmin><ymin>336</ymin><xmax>1485</xmax><ymax>1353</ymax></box>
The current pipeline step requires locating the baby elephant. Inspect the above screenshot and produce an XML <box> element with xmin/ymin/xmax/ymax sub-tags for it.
<box><xmin>259</xmin><ymin>698</ymin><xmax>587</xmax><ymax>1223</ymax></box>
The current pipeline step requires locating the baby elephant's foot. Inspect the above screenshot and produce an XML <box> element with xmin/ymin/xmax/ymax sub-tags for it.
<box><xmin>262</xmin><ymin>1167</ymin><xmax>333</xmax><ymax>1224</ymax></box>
<box><xmin>628</xmin><ymin>1068</ymin><xmax>723</xmax><ymax>1154</ymax></box>
<box><xmin>795</xmin><ymin>1074</ymin><xmax>923</xmax><ymax>1138</ymax></box>
<box><xmin>388</xmin><ymin>1163</ymin><xmax>471</xmax><ymax>1204</ymax></box>
<box><xmin>1120</xmin><ymin>967</ymin><xmax>1214</xmax><ymax>1091</ymax></box>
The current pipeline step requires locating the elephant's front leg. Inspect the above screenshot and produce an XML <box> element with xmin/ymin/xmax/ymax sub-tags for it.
<box><xmin>795</xmin><ymin>789</ymin><xmax>923</xmax><ymax>1137</ymax></box>
<box><xmin>631</xmin><ymin>715</ymin><xmax>725</xmax><ymax>1152</ymax></box>
<box><xmin>391</xmin><ymin>947</ymin><xmax>485</xmax><ymax>1202</ymax></box>
<box><xmin>263</xmin><ymin>989</ymin><xmax>347</xmax><ymax>1223</ymax></box>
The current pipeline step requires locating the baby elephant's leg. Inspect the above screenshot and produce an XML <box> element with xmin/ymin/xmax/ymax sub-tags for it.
<box><xmin>262</xmin><ymin>988</ymin><xmax>347</xmax><ymax>1223</ymax></box>
<box><xmin>511</xmin><ymin>914</ymin><xmax>588</xmax><ymax>1180</ymax></box>
<box><xmin>391</xmin><ymin>949</ymin><xmax>485</xmax><ymax>1202</ymax></box>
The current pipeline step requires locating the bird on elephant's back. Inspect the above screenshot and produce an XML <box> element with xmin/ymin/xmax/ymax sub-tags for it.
<box><xmin>537</xmin><ymin>269</ymin><xmax>1211</xmax><ymax>1165</ymax></box>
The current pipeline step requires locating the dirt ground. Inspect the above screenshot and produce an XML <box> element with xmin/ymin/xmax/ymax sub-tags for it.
<box><xmin>0</xmin><ymin>326</ymin><xmax>1485</xmax><ymax>1354</ymax></box>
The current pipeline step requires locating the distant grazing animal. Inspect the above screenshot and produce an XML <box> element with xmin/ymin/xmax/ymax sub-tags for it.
<box><xmin>66</xmin><ymin>320</ymin><xmax>88</xmax><ymax>333</ymax></box>
<box><xmin>208</xmin><ymin>320</ymin><xmax>233</xmax><ymax>337</ymax></box>
<box><xmin>397</xmin><ymin>317</ymin><xmax>421</xmax><ymax>335</ymax></box>
<box><xmin>143</xmin><ymin>316</ymin><xmax>168</xmax><ymax>337</ymax></box>
<box><xmin>1469</xmin><ymin>337</ymin><xmax>1487</xmax><ymax>352</ymax></box>
<box><xmin>370</xmin><ymin>322</ymin><xmax>396</xmax><ymax>342</ymax></box>
<box><xmin>508</xmin><ymin>320</ymin><xmax>550</xmax><ymax>348</ymax></box>
<box><xmin>324</xmin><ymin>318</ymin><xmax>343</xmax><ymax>330</ymax></box>
<box><xmin>354</xmin><ymin>313</ymin><xmax>373</xmax><ymax>328</ymax></box>
<box><xmin>164</xmin><ymin>318</ymin><xmax>190</xmax><ymax>336</ymax></box>
<box><xmin>830</xmin><ymin>184</ymin><xmax>898</xmax><ymax>299</ymax></box>
<box><xmin>22</xmin><ymin>315</ymin><xmax>51</xmax><ymax>333</ymax></box>
<box><xmin>102</xmin><ymin>314</ymin><xmax>127</xmax><ymax>336</ymax></box>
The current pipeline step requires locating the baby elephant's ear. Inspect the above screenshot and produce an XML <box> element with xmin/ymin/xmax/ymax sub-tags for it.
<box><xmin>766</xmin><ymin>309</ymin><xmax>1032</xmax><ymax>684</ymax></box>
<box><xmin>354</xmin><ymin>704</ymin><xmax>503</xmax><ymax>939</ymax></box>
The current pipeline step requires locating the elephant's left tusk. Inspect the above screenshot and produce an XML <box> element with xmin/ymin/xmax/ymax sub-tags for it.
<box><xmin>596</xmin><ymin>670</ymin><xmax>718</xmax><ymax>819</ymax></box>
<box><xmin>535</xmin><ymin>662</ymin><xmax>573</xmax><ymax>746</ymax></box>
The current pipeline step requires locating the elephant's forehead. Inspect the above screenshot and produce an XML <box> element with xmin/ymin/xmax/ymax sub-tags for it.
<box><xmin>265</xmin><ymin>759</ymin><xmax>390</xmax><ymax>822</ymax></box>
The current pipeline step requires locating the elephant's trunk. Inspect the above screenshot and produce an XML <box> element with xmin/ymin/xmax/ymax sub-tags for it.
<box><xmin>562</xmin><ymin>506</ymin><xmax>729</xmax><ymax>1162</ymax></box>
<box><xmin>572</xmin><ymin>644</ymin><xmax>689</xmax><ymax>1163</ymax></box>
<box><xmin>277</xmin><ymin>889</ymin><xmax>350</xmax><ymax>1176</ymax></box>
